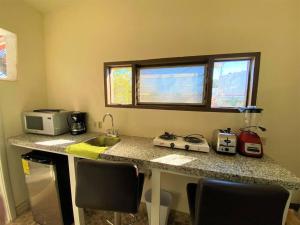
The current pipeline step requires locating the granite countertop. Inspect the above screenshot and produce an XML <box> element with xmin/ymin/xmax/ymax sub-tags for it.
<box><xmin>8</xmin><ymin>133</ymin><xmax>300</xmax><ymax>190</ymax></box>
<box><xmin>8</xmin><ymin>132</ymin><xmax>99</xmax><ymax>154</ymax></box>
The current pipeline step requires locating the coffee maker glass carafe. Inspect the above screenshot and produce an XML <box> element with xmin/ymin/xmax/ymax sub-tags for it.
<box><xmin>69</xmin><ymin>112</ymin><xmax>87</xmax><ymax>135</ymax></box>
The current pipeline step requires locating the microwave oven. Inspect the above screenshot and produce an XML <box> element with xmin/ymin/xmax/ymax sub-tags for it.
<box><xmin>23</xmin><ymin>110</ymin><xmax>71</xmax><ymax>136</ymax></box>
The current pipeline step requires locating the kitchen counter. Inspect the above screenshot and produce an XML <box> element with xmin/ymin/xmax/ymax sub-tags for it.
<box><xmin>8</xmin><ymin>132</ymin><xmax>99</xmax><ymax>154</ymax></box>
<box><xmin>8</xmin><ymin>132</ymin><xmax>300</xmax><ymax>190</ymax></box>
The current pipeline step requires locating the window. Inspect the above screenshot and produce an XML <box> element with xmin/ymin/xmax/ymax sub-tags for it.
<box><xmin>138</xmin><ymin>65</ymin><xmax>206</xmax><ymax>105</ymax></box>
<box><xmin>0</xmin><ymin>35</ymin><xmax>7</xmax><ymax>78</ymax></box>
<box><xmin>106</xmin><ymin>67</ymin><xmax>132</xmax><ymax>105</ymax></box>
<box><xmin>104</xmin><ymin>52</ymin><xmax>260</xmax><ymax>112</ymax></box>
<box><xmin>211</xmin><ymin>59</ymin><xmax>252</xmax><ymax>108</ymax></box>
<box><xmin>0</xmin><ymin>28</ymin><xmax>17</xmax><ymax>81</ymax></box>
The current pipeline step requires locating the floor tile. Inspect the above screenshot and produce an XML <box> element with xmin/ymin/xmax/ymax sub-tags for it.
<box><xmin>8</xmin><ymin>204</ymin><xmax>190</xmax><ymax>225</ymax></box>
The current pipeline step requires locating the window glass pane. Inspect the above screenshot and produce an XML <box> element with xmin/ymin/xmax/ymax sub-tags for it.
<box><xmin>211</xmin><ymin>60</ymin><xmax>251</xmax><ymax>108</ymax></box>
<box><xmin>108</xmin><ymin>67</ymin><xmax>132</xmax><ymax>105</ymax></box>
<box><xmin>0</xmin><ymin>28</ymin><xmax>17</xmax><ymax>81</ymax></box>
<box><xmin>0</xmin><ymin>35</ymin><xmax>7</xmax><ymax>78</ymax></box>
<box><xmin>138</xmin><ymin>65</ymin><xmax>205</xmax><ymax>104</ymax></box>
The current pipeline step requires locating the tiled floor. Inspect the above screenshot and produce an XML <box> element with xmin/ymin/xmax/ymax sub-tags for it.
<box><xmin>8</xmin><ymin>207</ymin><xmax>300</xmax><ymax>225</ymax></box>
<box><xmin>8</xmin><ymin>204</ymin><xmax>191</xmax><ymax>225</ymax></box>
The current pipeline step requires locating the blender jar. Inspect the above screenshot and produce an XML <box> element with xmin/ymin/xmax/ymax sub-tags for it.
<box><xmin>239</xmin><ymin>106</ymin><xmax>263</xmax><ymax>133</ymax></box>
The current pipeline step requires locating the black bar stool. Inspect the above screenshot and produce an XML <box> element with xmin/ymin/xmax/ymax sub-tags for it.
<box><xmin>75</xmin><ymin>159</ymin><xmax>144</xmax><ymax>225</ymax></box>
<box><xmin>187</xmin><ymin>178</ymin><xmax>290</xmax><ymax>225</ymax></box>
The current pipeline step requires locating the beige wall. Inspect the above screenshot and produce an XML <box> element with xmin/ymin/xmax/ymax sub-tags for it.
<box><xmin>0</xmin><ymin>0</ymin><xmax>47</xmax><ymax>211</ymax></box>
<box><xmin>44</xmin><ymin>0</ymin><xmax>300</xmax><ymax>212</ymax></box>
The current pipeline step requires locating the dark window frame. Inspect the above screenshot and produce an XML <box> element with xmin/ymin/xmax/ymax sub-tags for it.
<box><xmin>104</xmin><ymin>52</ymin><xmax>261</xmax><ymax>113</ymax></box>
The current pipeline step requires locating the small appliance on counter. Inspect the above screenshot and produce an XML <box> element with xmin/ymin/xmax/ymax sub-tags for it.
<box><xmin>237</xmin><ymin>106</ymin><xmax>266</xmax><ymax>158</ymax></box>
<box><xmin>153</xmin><ymin>132</ymin><xmax>210</xmax><ymax>153</ymax></box>
<box><xmin>23</xmin><ymin>109</ymin><xmax>71</xmax><ymax>136</ymax></box>
<box><xmin>212</xmin><ymin>128</ymin><xmax>237</xmax><ymax>155</ymax></box>
<box><xmin>68</xmin><ymin>112</ymin><xmax>87</xmax><ymax>135</ymax></box>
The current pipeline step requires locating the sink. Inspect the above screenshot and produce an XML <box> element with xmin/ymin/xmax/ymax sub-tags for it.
<box><xmin>85</xmin><ymin>135</ymin><xmax>120</xmax><ymax>147</ymax></box>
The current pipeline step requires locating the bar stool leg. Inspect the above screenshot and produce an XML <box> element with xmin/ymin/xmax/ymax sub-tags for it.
<box><xmin>68</xmin><ymin>156</ymin><xmax>85</xmax><ymax>225</ymax></box>
<box><xmin>114</xmin><ymin>212</ymin><xmax>121</xmax><ymax>225</ymax></box>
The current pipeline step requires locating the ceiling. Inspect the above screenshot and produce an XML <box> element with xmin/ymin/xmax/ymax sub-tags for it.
<box><xmin>23</xmin><ymin>0</ymin><xmax>77</xmax><ymax>13</ymax></box>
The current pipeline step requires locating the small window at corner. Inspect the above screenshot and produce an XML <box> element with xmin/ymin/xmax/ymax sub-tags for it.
<box><xmin>211</xmin><ymin>59</ymin><xmax>253</xmax><ymax>108</ymax></box>
<box><xmin>106</xmin><ymin>66</ymin><xmax>132</xmax><ymax>105</ymax></box>
<box><xmin>0</xmin><ymin>28</ymin><xmax>17</xmax><ymax>81</ymax></box>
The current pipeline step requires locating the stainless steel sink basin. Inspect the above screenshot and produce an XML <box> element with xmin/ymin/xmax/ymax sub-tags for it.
<box><xmin>85</xmin><ymin>135</ymin><xmax>120</xmax><ymax>147</ymax></box>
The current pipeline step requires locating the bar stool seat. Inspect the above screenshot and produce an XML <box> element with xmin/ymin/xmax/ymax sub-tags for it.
<box><xmin>75</xmin><ymin>159</ymin><xmax>144</xmax><ymax>225</ymax></box>
<box><xmin>187</xmin><ymin>178</ymin><xmax>290</xmax><ymax>225</ymax></box>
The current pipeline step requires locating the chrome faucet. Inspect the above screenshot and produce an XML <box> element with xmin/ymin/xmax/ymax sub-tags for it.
<box><xmin>102</xmin><ymin>113</ymin><xmax>118</xmax><ymax>137</ymax></box>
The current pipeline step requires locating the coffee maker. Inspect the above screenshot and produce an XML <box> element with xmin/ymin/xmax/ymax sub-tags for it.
<box><xmin>68</xmin><ymin>112</ymin><xmax>87</xmax><ymax>135</ymax></box>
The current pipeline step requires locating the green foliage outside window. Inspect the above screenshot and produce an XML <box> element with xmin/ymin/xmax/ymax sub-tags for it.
<box><xmin>110</xmin><ymin>67</ymin><xmax>132</xmax><ymax>105</ymax></box>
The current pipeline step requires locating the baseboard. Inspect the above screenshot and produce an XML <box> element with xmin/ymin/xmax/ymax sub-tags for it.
<box><xmin>16</xmin><ymin>200</ymin><xmax>30</xmax><ymax>216</ymax></box>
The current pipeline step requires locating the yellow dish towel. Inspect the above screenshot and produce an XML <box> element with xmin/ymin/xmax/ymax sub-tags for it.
<box><xmin>65</xmin><ymin>143</ymin><xmax>108</xmax><ymax>159</ymax></box>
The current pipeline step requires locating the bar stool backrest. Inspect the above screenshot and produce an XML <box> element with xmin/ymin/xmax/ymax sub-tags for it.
<box><xmin>187</xmin><ymin>179</ymin><xmax>290</xmax><ymax>225</ymax></box>
<box><xmin>76</xmin><ymin>159</ymin><xmax>144</xmax><ymax>214</ymax></box>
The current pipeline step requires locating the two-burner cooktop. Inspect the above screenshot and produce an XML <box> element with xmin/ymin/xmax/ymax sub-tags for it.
<box><xmin>153</xmin><ymin>132</ymin><xmax>210</xmax><ymax>153</ymax></box>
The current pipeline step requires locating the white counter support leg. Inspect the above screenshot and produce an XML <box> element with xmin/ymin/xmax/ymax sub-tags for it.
<box><xmin>151</xmin><ymin>169</ymin><xmax>161</xmax><ymax>225</ymax></box>
<box><xmin>68</xmin><ymin>156</ymin><xmax>85</xmax><ymax>225</ymax></box>
<box><xmin>282</xmin><ymin>190</ymin><xmax>292</xmax><ymax>225</ymax></box>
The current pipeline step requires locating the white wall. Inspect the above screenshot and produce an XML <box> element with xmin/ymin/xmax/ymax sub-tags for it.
<box><xmin>0</xmin><ymin>0</ymin><xmax>298</xmax><ymax>215</ymax></box>
<box><xmin>44</xmin><ymin>0</ymin><xmax>300</xmax><ymax>212</ymax></box>
<box><xmin>0</xmin><ymin>0</ymin><xmax>47</xmax><ymax>213</ymax></box>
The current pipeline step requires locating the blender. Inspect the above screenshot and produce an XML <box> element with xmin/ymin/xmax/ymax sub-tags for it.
<box><xmin>237</xmin><ymin>106</ymin><xmax>266</xmax><ymax>158</ymax></box>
